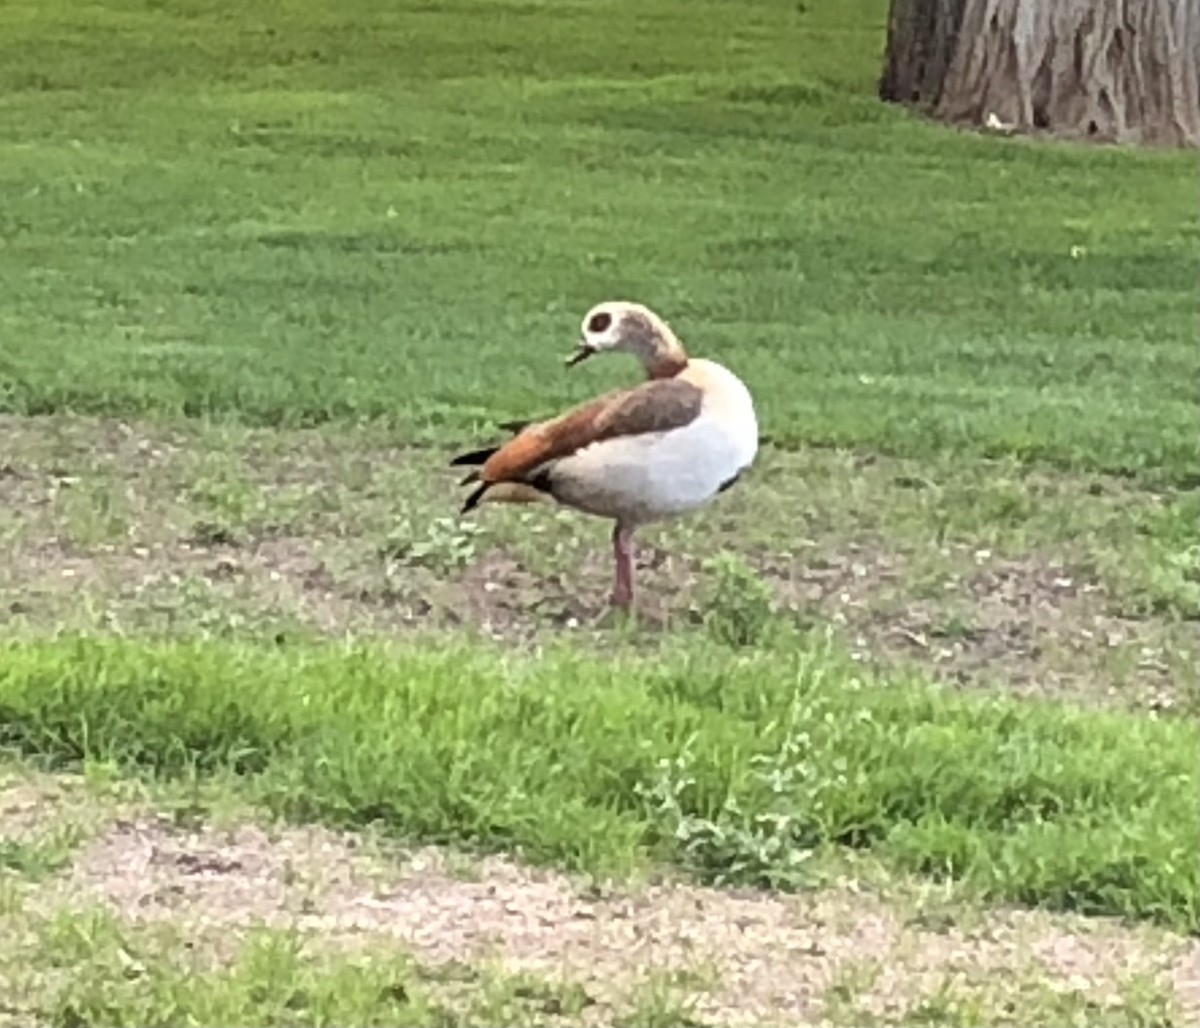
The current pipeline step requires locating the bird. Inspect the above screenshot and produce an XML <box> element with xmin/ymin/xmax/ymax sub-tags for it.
<box><xmin>450</xmin><ymin>301</ymin><xmax>759</xmax><ymax>611</ymax></box>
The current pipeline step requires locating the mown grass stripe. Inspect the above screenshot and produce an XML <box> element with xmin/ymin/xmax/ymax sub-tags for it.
<box><xmin>1</xmin><ymin>0</ymin><xmax>1196</xmax><ymax>484</ymax></box>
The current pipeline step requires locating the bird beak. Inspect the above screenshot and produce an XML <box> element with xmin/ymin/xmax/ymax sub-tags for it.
<box><xmin>565</xmin><ymin>340</ymin><xmax>595</xmax><ymax>367</ymax></box>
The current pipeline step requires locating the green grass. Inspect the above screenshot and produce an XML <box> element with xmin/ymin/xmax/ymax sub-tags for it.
<box><xmin>842</xmin><ymin>973</ymin><xmax>1183</xmax><ymax>1028</ymax></box>
<box><xmin>0</xmin><ymin>634</ymin><xmax>1195</xmax><ymax>933</ymax></box>
<box><xmin>1</xmin><ymin>0</ymin><xmax>1197</xmax><ymax>483</ymax></box>
<box><xmin>0</xmin><ymin>828</ymin><xmax>82</xmax><ymax>883</ymax></box>
<box><xmin>8</xmin><ymin>908</ymin><xmax>614</xmax><ymax>1027</ymax></box>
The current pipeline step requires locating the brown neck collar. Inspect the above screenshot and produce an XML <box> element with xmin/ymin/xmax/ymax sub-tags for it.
<box><xmin>646</xmin><ymin>351</ymin><xmax>689</xmax><ymax>379</ymax></box>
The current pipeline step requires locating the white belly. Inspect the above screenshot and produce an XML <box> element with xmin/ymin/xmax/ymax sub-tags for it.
<box><xmin>549</xmin><ymin>406</ymin><xmax>758</xmax><ymax>526</ymax></box>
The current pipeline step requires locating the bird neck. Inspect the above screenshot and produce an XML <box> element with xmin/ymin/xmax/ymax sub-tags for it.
<box><xmin>626</xmin><ymin>319</ymin><xmax>689</xmax><ymax>379</ymax></box>
<box><xmin>645</xmin><ymin>347</ymin><xmax>689</xmax><ymax>379</ymax></box>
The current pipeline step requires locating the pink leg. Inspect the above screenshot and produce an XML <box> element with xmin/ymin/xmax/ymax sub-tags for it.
<box><xmin>610</xmin><ymin>524</ymin><xmax>635</xmax><ymax>609</ymax></box>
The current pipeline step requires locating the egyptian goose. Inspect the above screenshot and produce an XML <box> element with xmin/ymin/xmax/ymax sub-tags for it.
<box><xmin>451</xmin><ymin>301</ymin><xmax>759</xmax><ymax>610</ymax></box>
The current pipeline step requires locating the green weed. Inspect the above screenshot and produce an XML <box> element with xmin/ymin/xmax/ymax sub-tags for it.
<box><xmin>382</xmin><ymin>516</ymin><xmax>485</xmax><ymax>573</ymax></box>
<box><xmin>701</xmin><ymin>551</ymin><xmax>778</xmax><ymax>648</ymax></box>
<box><xmin>0</xmin><ymin>825</ymin><xmax>83</xmax><ymax>882</ymax></box>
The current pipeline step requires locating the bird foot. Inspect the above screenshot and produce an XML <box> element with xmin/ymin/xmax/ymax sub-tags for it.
<box><xmin>609</xmin><ymin>589</ymin><xmax>633</xmax><ymax>610</ymax></box>
<box><xmin>591</xmin><ymin>600</ymin><xmax>637</xmax><ymax>632</ymax></box>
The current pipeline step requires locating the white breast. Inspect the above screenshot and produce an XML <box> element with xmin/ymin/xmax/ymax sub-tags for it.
<box><xmin>686</xmin><ymin>357</ymin><xmax>759</xmax><ymax>469</ymax></box>
<box><xmin>549</xmin><ymin>358</ymin><xmax>758</xmax><ymax>526</ymax></box>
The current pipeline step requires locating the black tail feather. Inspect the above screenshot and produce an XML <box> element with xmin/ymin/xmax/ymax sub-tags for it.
<box><xmin>451</xmin><ymin>416</ymin><xmax>534</xmax><ymax>469</ymax></box>
<box><xmin>461</xmin><ymin>481</ymin><xmax>490</xmax><ymax>513</ymax></box>
<box><xmin>449</xmin><ymin>445</ymin><xmax>500</xmax><ymax>468</ymax></box>
<box><xmin>453</xmin><ymin>418</ymin><xmax>543</xmax><ymax>514</ymax></box>
<box><xmin>496</xmin><ymin>418</ymin><xmax>530</xmax><ymax>434</ymax></box>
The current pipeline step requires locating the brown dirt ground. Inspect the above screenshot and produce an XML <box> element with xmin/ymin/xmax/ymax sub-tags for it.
<box><xmin>7</xmin><ymin>793</ymin><xmax>1197</xmax><ymax>1028</ymax></box>
<box><xmin>1</xmin><ymin>414</ymin><xmax>1195</xmax><ymax>714</ymax></box>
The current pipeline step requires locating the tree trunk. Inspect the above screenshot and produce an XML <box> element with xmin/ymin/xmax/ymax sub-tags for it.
<box><xmin>879</xmin><ymin>0</ymin><xmax>1200</xmax><ymax>148</ymax></box>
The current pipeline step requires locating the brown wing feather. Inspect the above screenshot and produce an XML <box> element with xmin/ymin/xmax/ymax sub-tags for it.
<box><xmin>478</xmin><ymin>377</ymin><xmax>703</xmax><ymax>485</ymax></box>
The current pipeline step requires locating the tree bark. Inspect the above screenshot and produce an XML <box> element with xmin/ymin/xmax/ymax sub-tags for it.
<box><xmin>879</xmin><ymin>0</ymin><xmax>1200</xmax><ymax>148</ymax></box>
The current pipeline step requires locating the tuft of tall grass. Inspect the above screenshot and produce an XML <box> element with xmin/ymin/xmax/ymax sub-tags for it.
<box><xmin>1</xmin><ymin>633</ymin><xmax>1195</xmax><ymax>932</ymax></box>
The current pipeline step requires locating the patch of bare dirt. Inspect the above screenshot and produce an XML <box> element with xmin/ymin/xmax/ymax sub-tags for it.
<box><xmin>46</xmin><ymin>817</ymin><xmax>1198</xmax><ymax>1026</ymax></box>
<box><xmin>764</xmin><ymin>541</ymin><xmax>1193</xmax><ymax>711</ymax></box>
<box><xmin>1</xmin><ymin>413</ymin><xmax>1194</xmax><ymax>713</ymax></box>
<box><xmin>0</xmin><ymin>772</ymin><xmax>103</xmax><ymax>845</ymax></box>
<box><xmin>0</xmin><ymin>781</ymin><xmax>66</xmax><ymax>843</ymax></box>
<box><xmin>444</xmin><ymin>545</ymin><xmax>704</xmax><ymax>638</ymax></box>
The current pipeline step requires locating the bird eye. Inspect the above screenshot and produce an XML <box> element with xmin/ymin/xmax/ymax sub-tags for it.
<box><xmin>587</xmin><ymin>312</ymin><xmax>612</xmax><ymax>333</ymax></box>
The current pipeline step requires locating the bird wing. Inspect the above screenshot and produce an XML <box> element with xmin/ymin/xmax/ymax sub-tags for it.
<box><xmin>460</xmin><ymin>377</ymin><xmax>704</xmax><ymax>487</ymax></box>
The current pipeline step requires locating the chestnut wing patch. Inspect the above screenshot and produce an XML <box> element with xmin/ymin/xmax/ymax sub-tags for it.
<box><xmin>465</xmin><ymin>377</ymin><xmax>704</xmax><ymax>488</ymax></box>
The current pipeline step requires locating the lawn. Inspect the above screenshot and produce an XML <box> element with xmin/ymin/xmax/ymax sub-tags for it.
<box><xmin>1</xmin><ymin>0</ymin><xmax>1196</xmax><ymax>480</ymax></box>
<box><xmin>0</xmin><ymin>0</ymin><xmax>1197</xmax><ymax>1024</ymax></box>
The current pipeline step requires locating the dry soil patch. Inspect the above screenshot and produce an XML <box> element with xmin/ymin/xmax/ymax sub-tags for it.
<box><xmin>28</xmin><ymin>815</ymin><xmax>1193</xmax><ymax>1026</ymax></box>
